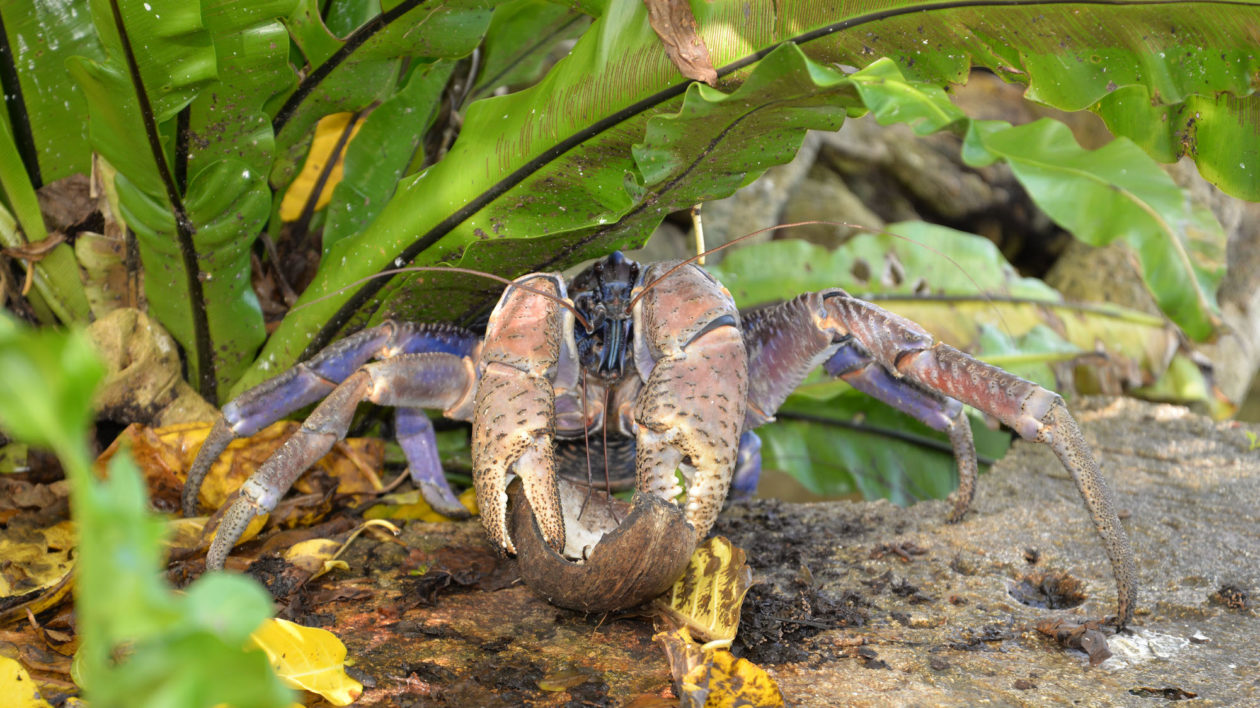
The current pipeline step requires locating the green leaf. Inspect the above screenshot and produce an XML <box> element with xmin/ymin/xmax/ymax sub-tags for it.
<box><xmin>269</xmin><ymin>0</ymin><xmax>494</xmax><ymax>194</ymax></box>
<box><xmin>0</xmin><ymin>319</ymin><xmax>291</xmax><ymax>708</ymax></box>
<box><xmin>0</xmin><ymin>0</ymin><xmax>106</xmax><ymax>185</ymax></box>
<box><xmin>0</xmin><ymin>314</ymin><xmax>103</xmax><ymax>452</ymax></box>
<box><xmin>321</xmin><ymin>61</ymin><xmax>454</xmax><ymax>252</ymax></box>
<box><xmin>471</xmin><ymin>0</ymin><xmax>588</xmax><ymax>100</ymax></box>
<box><xmin>963</xmin><ymin>118</ymin><xmax>1226</xmax><ymax>341</ymax></box>
<box><xmin>0</xmin><ymin>121</ymin><xmax>91</xmax><ymax>324</ymax></box>
<box><xmin>1094</xmin><ymin>86</ymin><xmax>1260</xmax><ymax>200</ymax></box>
<box><xmin>116</xmin><ymin>159</ymin><xmax>269</xmax><ymax>391</ymax></box>
<box><xmin>761</xmin><ymin>393</ymin><xmax>1011</xmax><ymax>505</ymax></box>
<box><xmin>238</xmin><ymin>1</ymin><xmax>1260</xmax><ymax>392</ymax></box>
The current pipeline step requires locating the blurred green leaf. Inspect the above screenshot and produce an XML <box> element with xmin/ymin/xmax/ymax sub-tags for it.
<box><xmin>963</xmin><ymin>119</ymin><xmax>1226</xmax><ymax>341</ymax></box>
<box><xmin>0</xmin><ymin>317</ymin><xmax>291</xmax><ymax>708</ymax></box>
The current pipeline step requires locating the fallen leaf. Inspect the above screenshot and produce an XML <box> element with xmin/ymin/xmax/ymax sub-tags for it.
<box><xmin>0</xmin><ymin>520</ymin><xmax>76</xmax><ymax>621</ymax></box>
<box><xmin>642</xmin><ymin>0</ymin><xmax>717</xmax><ymax>85</ymax></box>
<box><xmin>0</xmin><ymin>656</ymin><xmax>54</xmax><ymax>708</ymax></box>
<box><xmin>249</xmin><ymin>618</ymin><xmax>363</xmax><ymax>706</ymax></box>
<box><xmin>283</xmin><ymin>538</ymin><xmax>349</xmax><ymax>577</ymax></box>
<box><xmin>1035</xmin><ymin>617</ymin><xmax>1113</xmax><ymax>666</ymax></box>
<box><xmin>655</xmin><ymin>627</ymin><xmax>786</xmax><ymax>708</ymax></box>
<box><xmin>654</xmin><ymin>536</ymin><xmax>753</xmax><ymax>642</ymax></box>
<box><xmin>166</xmin><ymin>514</ymin><xmax>267</xmax><ymax>555</ymax></box>
<box><xmin>364</xmin><ymin>486</ymin><xmax>478</xmax><ymax>522</ymax></box>
<box><xmin>280</xmin><ymin>112</ymin><xmax>365</xmax><ymax>221</ymax></box>
<box><xmin>97</xmin><ymin>421</ymin><xmax>384</xmax><ymax>513</ymax></box>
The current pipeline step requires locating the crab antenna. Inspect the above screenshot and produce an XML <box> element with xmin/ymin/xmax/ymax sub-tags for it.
<box><xmin>291</xmin><ymin>265</ymin><xmax>591</xmax><ymax>331</ymax></box>
<box><xmin>627</xmin><ymin>220</ymin><xmax>1008</xmax><ymax>336</ymax></box>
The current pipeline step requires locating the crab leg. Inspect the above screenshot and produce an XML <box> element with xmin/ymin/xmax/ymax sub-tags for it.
<box><xmin>822</xmin><ymin>342</ymin><xmax>978</xmax><ymax>522</ymax></box>
<box><xmin>182</xmin><ymin>322</ymin><xmax>478</xmax><ymax>518</ymax></box>
<box><xmin>205</xmin><ymin>352</ymin><xmax>476</xmax><ymax>569</ymax></box>
<box><xmin>742</xmin><ymin>290</ymin><xmax>1136</xmax><ymax>628</ymax></box>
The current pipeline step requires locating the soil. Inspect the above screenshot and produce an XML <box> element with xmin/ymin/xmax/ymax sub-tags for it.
<box><xmin>283</xmin><ymin>398</ymin><xmax>1259</xmax><ymax>706</ymax></box>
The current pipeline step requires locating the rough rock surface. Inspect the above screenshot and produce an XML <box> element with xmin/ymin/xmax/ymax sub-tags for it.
<box><xmin>312</xmin><ymin>398</ymin><xmax>1258</xmax><ymax>706</ymax></box>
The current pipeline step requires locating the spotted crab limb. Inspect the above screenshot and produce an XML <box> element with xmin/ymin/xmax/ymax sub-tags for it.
<box><xmin>632</xmin><ymin>262</ymin><xmax>748</xmax><ymax>542</ymax></box>
<box><xmin>472</xmin><ymin>274</ymin><xmax>577</xmax><ymax>556</ymax></box>
<box><xmin>183</xmin><ymin>322</ymin><xmax>479</xmax><ymax>517</ymax></box>
<box><xmin>203</xmin><ymin>353</ymin><xmax>476</xmax><ymax>569</ymax></box>
<box><xmin>821</xmin><ymin>342</ymin><xmax>977</xmax><ymax>522</ymax></box>
<box><xmin>818</xmin><ymin>290</ymin><xmax>1137</xmax><ymax>629</ymax></box>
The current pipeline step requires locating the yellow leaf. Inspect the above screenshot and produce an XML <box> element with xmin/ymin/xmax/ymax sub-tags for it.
<box><xmin>0</xmin><ymin>656</ymin><xmax>54</xmax><ymax>708</ymax></box>
<box><xmin>279</xmin><ymin>112</ymin><xmax>364</xmax><ymax>221</ymax></box>
<box><xmin>655</xmin><ymin>627</ymin><xmax>785</xmax><ymax>708</ymax></box>
<box><xmin>654</xmin><ymin>536</ymin><xmax>752</xmax><ymax>642</ymax></box>
<box><xmin>167</xmin><ymin>514</ymin><xmax>267</xmax><ymax>555</ymax></box>
<box><xmin>363</xmin><ymin>485</ymin><xmax>479</xmax><ymax>522</ymax></box>
<box><xmin>283</xmin><ymin>538</ymin><xmax>345</xmax><ymax>577</ymax></box>
<box><xmin>249</xmin><ymin>618</ymin><xmax>363</xmax><ymax>706</ymax></box>
<box><xmin>0</xmin><ymin>519</ymin><xmax>77</xmax><ymax>623</ymax></box>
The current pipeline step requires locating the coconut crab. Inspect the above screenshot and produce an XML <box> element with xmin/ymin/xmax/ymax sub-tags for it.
<box><xmin>183</xmin><ymin>251</ymin><xmax>1136</xmax><ymax>626</ymax></box>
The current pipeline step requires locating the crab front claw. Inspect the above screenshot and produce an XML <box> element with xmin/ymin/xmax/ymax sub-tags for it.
<box><xmin>631</xmin><ymin>262</ymin><xmax>749</xmax><ymax>542</ymax></box>
<box><xmin>471</xmin><ymin>273</ymin><xmax>577</xmax><ymax>556</ymax></box>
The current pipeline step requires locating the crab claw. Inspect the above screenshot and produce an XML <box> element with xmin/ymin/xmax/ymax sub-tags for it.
<box><xmin>472</xmin><ymin>273</ymin><xmax>577</xmax><ymax>556</ymax></box>
<box><xmin>632</xmin><ymin>262</ymin><xmax>749</xmax><ymax>541</ymax></box>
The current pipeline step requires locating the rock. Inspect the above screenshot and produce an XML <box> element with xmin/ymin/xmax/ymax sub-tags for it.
<box><xmin>303</xmin><ymin>398</ymin><xmax>1259</xmax><ymax>705</ymax></box>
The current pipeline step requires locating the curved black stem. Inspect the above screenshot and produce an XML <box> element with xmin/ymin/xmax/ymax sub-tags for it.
<box><xmin>107</xmin><ymin>0</ymin><xmax>216</xmax><ymax>401</ymax></box>
<box><xmin>272</xmin><ymin>0</ymin><xmax>430</xmax><ymax>136</ymax></box>
<box><xmin>301</xmin><ymin>0</ymin><xmax>1249</xmax><ymax>361</ymax></box>
<box><xmin>775</xmin><ymin>410</ymin><xmax>1000</xmax><ymax>467</ymax></box>
<box><xmin>0</xmin><ymin>11</ymin><xmax>41</xmax><ymax>188</ymax></box>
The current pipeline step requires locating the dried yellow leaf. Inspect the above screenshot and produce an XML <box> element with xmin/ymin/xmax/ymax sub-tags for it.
<box><xmin>654</xmin><ymin>536</ymin><xmax>752</xmax><ymax>642</ymax></box>
<box><xmin>364</xmin><ymin>485</ymin><xmax>479</xmax><ymax>522</ymax></box>
<box><xmin>249</xmin><ymin>618</ymin><xmax>363</xmax><ymax>706</ymax></box>
<box><xmin>279</xmin><ymin>112</ymin><xmax>365</xmax><ymax>221</ymax></box>
<box><xmin>283</xmin><ymin>538</ymin><xmax>345</xmax><ymax>577</ymax></box>
<box><xmin>0</xmin><ymin>656</ymin><xmax>54</xmax><ymax>708</ymax></box>
<box><xmin>0</xmin><ymin>519</ymin><xmax>76</xmax><ymax>618</ymax></box>
<box><xmin>655</xmin><ymin>627</ymin><xmax>785</xmax><ymax>708</ymax></box>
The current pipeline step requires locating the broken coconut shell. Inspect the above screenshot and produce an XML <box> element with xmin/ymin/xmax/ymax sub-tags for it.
<box><xmin>508</xmin><ymin>479</ymin><xmax>695</xmax><ymax>613</ymax></box>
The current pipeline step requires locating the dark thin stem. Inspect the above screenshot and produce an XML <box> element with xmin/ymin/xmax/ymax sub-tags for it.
<box><xmin>107</xmin><ymin>0</ymin><xmax>216</xmax><ymax>401</ymax></box>
<box><xmin>465</xmin><ymin>13</ymin><xmax>585</xmax><ymax>109</ymax></box>
<box><xmin>775</xmin><ymin>410</ymin><xmax>1000</xmax><ymax>467</ymax></box>
<box><xmin>292</xmin><ymin>110</ymin><xmax>362</xmax><ymax>254</ymax></box>
<box><xmin>272</xmin><ymin>0</ymin><xmax>429</xmax><ymax>135</ymax></box>
<box><xmin>174</xmin><ymin>105</ymin><xmax>190</xmax><ymax>196</ymax></box>
<box><xmin>0</xmin><ymin>11</ymin><xmax>41</xmax><ymax>188</ymax></box>
<box><xmin>303</xmin><ymin>0</ymin><xmax>1242</xmax><ymax>360</ymax></box>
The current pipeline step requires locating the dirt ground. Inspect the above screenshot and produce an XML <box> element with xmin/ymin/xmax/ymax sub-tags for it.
<box><xmin>246</xmin><ymin>397</ymin><xmax>1258</xmax><ymax>706</ymax></box>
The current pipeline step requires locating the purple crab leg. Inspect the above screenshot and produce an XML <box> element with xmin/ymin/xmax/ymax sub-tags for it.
<box><xmin>739</xmin><ymin>291</ymin><xmax>1136</xmax><ymax>628</ymax></box>
<box><xmin>205</xmin><ymin>352</ymin><xmax>476</xmax><ymax>569</ymax></box>
<box><xmin>822</xmin><ymin>342</ymin><xmax>977</xmax><ymax>522</ymax></box>
<box><xmin>728</xmin><ymin>432</ymin><xmax>764</xmax><ymax>500</ymax></box>
<box><xmin>183</xmin><ymin>321</ymin><xmax>478</xmax><ymax>516</ymax></box>
<box><xmin>395</xmin><ymin>407</ymin><xmax>469</xmax><ymax>518</ymax></box>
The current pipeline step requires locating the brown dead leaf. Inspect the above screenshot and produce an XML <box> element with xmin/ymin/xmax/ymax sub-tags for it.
<box><xmin>654</xmin><ymin>536</ymin><xmax>753</xmax><ymax>642</ymax></box>
<box><xmin>642</xmin><ymin>0</ymin><xmax>717</xmax><ymax>85</ymax></box>
<box><xmin>96</xmin><ymin>421</ymin><xmax>384</xmax><ymax>514</ymax></box>
<box><xmin>1035</xmin><ymin>617</ymin><xmax>1113</xmax><ymax>666</ymax></box>
<box><xmin>655</xmin><ymin>626</ymin><xmax>786</xmax><ymax>708</ymax></box>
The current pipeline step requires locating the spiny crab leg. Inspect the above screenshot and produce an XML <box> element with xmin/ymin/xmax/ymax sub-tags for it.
<box><xmin>184</xmin><ymin>322</ymin><xmax>479</xmax><ymax>522</ymax></box>
<box><xmin>740</xmin><ymin>290</ymin><xmax>1137</xmax><ymax>629</ymax></box>
<box><xmin>821</xmin><ymin>342</ymin><xmax>978</xmax><ymax>522</ymax></box>
<box><xmin>188</xmin><ymin>330</ymin><xmax>479</xmax><ymax>569</ymax></box>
